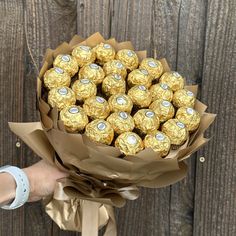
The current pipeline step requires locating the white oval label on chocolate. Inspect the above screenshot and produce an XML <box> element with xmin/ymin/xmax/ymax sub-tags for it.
<box><xmin>119</xmin><ymin>111</ymin><xmax>128</xmax><ymax>119</ymax></box>
<box><xmin>96</xmin><ymin>97</ymin><xmax>105</xmax><ymax>103</ymax></box>
<box><xmin>61</xmin><ymin>55</ymin><xmax>70</xmax><ymax>62</ymax></box>
<box><xmin>155</xmin><ymin>133</ymin><xmax>165</xmax><ymax>141</ymax></box>
<box><xmin>127</xmin><ymin>135</ymin><xmax>137</xmax><ymax>145</ymax></box>
<box><xmin>187</xmin><ymin>91</ymin><xmax>194</xmax><ymax>97</ymax></box>
<box><xmin>69</xmin><ymin>107</ymin><xmax>79</xmax><ymax>114</ymax></box>
<box><xmin>173</xmin><ymin>72</ymin><xmax>180</xmax><ymax>77</ymax></box>
<box><xmin>127</xmin><ymin>50</ymin><xmax>134</xmax><ymax>57</ymax></box>
<box><xmin>160</xmin><ymin>83</ymin><xmax>168</xmax><ymax>90</ymax></box>
<box><xmin>176</xmin><ymin>122</ymin><xmax>185</xmax><ymax>129</ymax></box>
<box><xmin>104</xmin><ymin>44</ymin><xmax>111</xmax><ymax>49</ymax></box>
<box><xmin>116</xmin><ymin>96</ymin><xmax>127</xmax><ymax>105</ymax></box>
<box><xmin>55</xmin><ymin>67</ymin><xmax>64</xmax><ymax>74</ymax></box>
<box><xmin>114</xmin><ymin>74</ymin><xmax>122</xmax><ymax>80</ymax></box>
<box><xmin>187</xmin><ymin>107</ymin><xmax>194</xmax><ymax>115</ymax></box>
<box><xmin>138</xmin><ymin>85</ymin><xmax>146</xmax><ymax>91</ymax></box>
<box><xmin>80</xmin><ymin>78</ymin><xmax>90</xmax><ymax>84</ymax></box>
<box><xmin>140</xmin><ymin>69</ymin><xmax>148</xmax><ymax>75</ymax></box>
<box><xmin>145</xmin><ymin>111</ymin><xmax>155</xmax><ymax>118</ymax></box>
<box><xmin>97</xmin><ymin>122</ymin><xmax>106</xmax><ymax>130</ymax></box>
<box><xmin>148</xmin><ymin>61</ymin><xmax>157</xmax><ymax>68</ymax></box>
<box><xmin>90</xmin><ymin>63</ymin><xmax>99</xmax><ymax>69</ymax></box>
<box><xmin>162</xmin><ymin>100</ymin><xmax>171</xmax><ymax>107</ymax></box>
<box><xmin>80</xmin><ymin>45</ymin><xmax>90</xmax><ymax>51</ymax></box>
<box><xmin>116</xmin><ymin>61</ymin><xmax>123</xmax><ymax>69</ymax></box>
<box><xmin>58</xmin><ymin>87</ymin><xmax>68</xmax><ymax>95</ymax></box>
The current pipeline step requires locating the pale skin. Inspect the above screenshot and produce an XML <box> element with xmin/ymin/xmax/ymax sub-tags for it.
<box><xmin>0</xmin><ymin>160</ymin><xmax>68</xmax><ymax>206</ymax></box>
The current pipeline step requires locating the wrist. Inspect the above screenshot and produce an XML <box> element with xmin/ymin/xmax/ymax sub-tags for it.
<box><xmin>22</xmin><ymin>167</ymin><xmax>35</xmax><ymax>201</ymax></box>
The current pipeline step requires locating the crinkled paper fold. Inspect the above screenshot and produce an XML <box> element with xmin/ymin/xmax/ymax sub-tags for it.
<box><xmin>9</xmin><ymin>32</ymin><xmax>216</xmax><ymax>236</ymax></box>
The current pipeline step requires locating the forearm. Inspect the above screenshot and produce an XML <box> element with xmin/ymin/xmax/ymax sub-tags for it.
<box><xmin>0</xmin><ymin>173</ymin><xmax>16</xmax><ymax>206</ymax></box>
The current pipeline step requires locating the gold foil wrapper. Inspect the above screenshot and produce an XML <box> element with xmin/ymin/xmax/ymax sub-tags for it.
<box><xmin>144</xmin><ymin>131</ymin><xmax>171</xmax><ymax>157</ymax></box>
<box><xmin>176</xmin><ymin>107</ymin><xmax>201</xmax><ymax>132</ymax></box>
<box><xmin>115</xmin><ymin>49</ymin><xmax>139</xmax><ymax>70</ymax></box>
<box><xmin>159</xmin><ymin>71</ymin><xmax>184</xmax><ymax>92</ymax></box>
<box><xmin>60</xmin><ymin>105</ymin><xmax>89</xmax><ymax>132</ymax></box>
<box><xmin>133</xmin><ymin>109</ymin><xmax>160</xmax><ymax>134</ymax></box>
<box><xmin>115</xmin><ymin>132</ymin><xmax>144</xmax><ymax>155</ymax></box>
<box><xmin>53</xmin><ymin>54</ymin><xmax>79</xmax><ymax>77</ymax></box>
<box><xmin>150</xmin><ymin>83</ymin><xmax>173</xmax><ymax>102</ymax></box>
<box><xmin>162</xmin><ymin>119</ymin><xmax>188</xmax><ymax>145</ymax></box>
<box><xmin>107</xmin><ymin>111</ymin><xmax>135</xmax><ymax>134</ymax></box>
<box><xmin>93</xmin><ymin>42</ymin><xmax>116</xmax><ymax>65</ymax></box>
<box><xmin>72</xmin><ymin>45</ymin><xmax>96</xmax><ymax>67</ymax></box>
<box><xmin>102</xmin><ymin>74</ymin><xmax>126</xmax><ymax>97</ymax></box>
<box><xmin>79</xmin><ymin>63</ymin><xmax>105</xmax><ymax>85</ymax></box>
<box><xmin>149</xmin><ymin>99</ymin><xmax>175</xmax><ymax>122</ymax></box>
<box><xmin>108</xmin><ymin>94</ymin><xmax>133</xmax><ymax>113</ymax></box>
<box><xmin>83</xmin><ymin>96</ymin><xmax>110</xmax><ymax>119</ymax></box>
<box><xmin>139</xmin><ymin>58</ymin><xmax>163</xmax><ymax>79</ymax></box>
<box><xmin>72</xmin><ymin>78</ymin><xmax>97</xmax><ymax>102</ymax></box>
<box><xmin>85</xmin><ymin>119</ymin><xmax>114</xmax><ymax>145</ymax></box>
<box><xmin>44</xmin><ymin>67</ymin><xmax>71</xmax><ymax>90</ymax></box>
<box><xmin>173</xmin><ymin>89</ymin><xmax>196</xmax><ymax>108</ymax></box>
<box><xmin>128</xmin><ymin>85</ymin><xmax>152</xmax><ymax>108</ymax></box>
<box><xmin>48</xmin><ymin>86</ymin><xmax>76</xmax><ymax>111</ymax></box>
<box><xmin>127</xmin><ymin>69</ymin><xmax>152</xmax><ymax>88</ymax></box>
<box><xmin>103</xmin><ymin>60</ymin><xmax>127</xmax><ymax>79</ymax></box>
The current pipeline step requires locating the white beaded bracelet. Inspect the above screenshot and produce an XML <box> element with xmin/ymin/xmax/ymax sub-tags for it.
<box><xmin>0</xmin><ymin>165</ymin><xmax>30</xmax><ymax>210</ymax></box>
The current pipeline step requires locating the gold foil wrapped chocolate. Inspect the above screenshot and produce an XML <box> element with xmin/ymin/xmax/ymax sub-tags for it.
<box><xmin>53</xmin><ymin>54</ymin><xmax>79</xmax><ymax>77</ymax></box>
<box><xmin>83</xmin><ymin>96</ymin><xmax>110</xmax><ymax>119</ymax></box>
<box><xmin>72</xmin><ymin>45</ymin><xmax>96</xmax><ymax>67</ymax></box>
<box><xmin>103</xmin><ymin>60</ymin><xmax>127</xmax><ymax>79</ymax></box>
<box><xmin>176</xmin><ymin>107</ymin><xmax>201</xmax><ymax>132</ymax></box>
<box><xmin>139</xmin><ymin>58</ymin><xmax>163</xmax><ymax>79</ymax></box>
<box><xmin>128</xmin><ymin>85</ymin><xmax>152</xmax><ymax>108</ymax></box>
<box><xmin>173</xmin><ymin>89</ymin><xmax>196</xmax><ymax>108</ymax></box>
<box><xmin>159</xmin><ymin>71</ymin><xmax>185</xmax><ymax>92</ymax></box>
<box><xmin>144</xmin><ymin>131</ymin><xmax>171</xmax><ymax>157</ymax></box>
<box><xmin>115</xmin><ymin>132</ymin><xmax>144</xmax><ymax>155</ymax></box>
<box><xmin>44</xmin><ymin>67</ymin><xmax>71</xmax><ymax>90</ymax></box>
<box><xmin>79</xmin><ymin>63</ymin><xmax>105</xmax><ymax>85</ymax></box>
<box><xmin>102</xmin><ymin>74</ymin><xmax>126</xmax><ymax>97</ymax></box>
<box><xmin>115</xmin><ymin>49</ymin><xmax>139</xmax><ymax>70</ymax></box>
<box><xmin>150</xmin><ymin>83</ymin><xmax>173</xmax><ymax>102</ymax></box>
<box><xmin>107</xmin><ymin>111</ymin><xmax>135</xmax><ymax>134</ymax></box>
<box><xmin>93</xmin><ymin>42</ymin><xmax>116</xmax><ymax>65</ymax></box>
<box><xmin>127</xmin><ymin>69</ymin><xmax>152</xmax><ymax>88</ymax></box>
<box><xmin>149</xmin><ymin>99</ymin><xmax>175</xmax><ymax>122</ymax></box>
<box><xmin>60</xmin><ymin>105</ymin><xmax>89</xmax><ymax>132</ymax></box>
<box><xmin>72</xmin><ymin>78</ymin><xmax>97</xmax><ymax>102</ymax></box>
<box><xmin>48</xmin><ymin>86</ymin><xmax>76</xmax><ymax>111</ymax></box>
<box><xmin>108</xmin><ymin>94</ymin><xmax>133</xmax><ymax>113</ymax></box>
<box><xmin>162</xmin><ymin>119</ymin><xmax>188</xmax><ymax>145</ymax></box>
<box><xmin>85</xmin><ymin>119</ymin><xmax>114</xmax><ymax>145</ymax></box>
<box><xmin>133</xmin><ymin>109</ymin><xmax>160</xmax><ymax>134</ymax></box>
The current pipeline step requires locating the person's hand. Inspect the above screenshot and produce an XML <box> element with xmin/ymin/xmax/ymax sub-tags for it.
<box><xmin>23</xmin><ymin>160</ymin><xmax>68</xmax><ymax>202</ymax></box>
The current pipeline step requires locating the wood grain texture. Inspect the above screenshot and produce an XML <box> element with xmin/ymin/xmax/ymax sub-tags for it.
<box><xmin>0</xmin><ymin>1</ymin><xmax>25</xmax><ymax>236</ymax></box>
<box><xmin>193</xmin><ymin>0</ymin><xmax>236</xmax><ymax>235</ymax></box>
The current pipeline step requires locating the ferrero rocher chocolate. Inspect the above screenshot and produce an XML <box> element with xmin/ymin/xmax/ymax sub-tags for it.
<box><xmin>48</xmin><ymin>86</ymin><xmax>76</xmax><ymax>111</ymax></box>
<box><xmin>53</xmin><ymin>54</ymin><xmax>78</xmax><ymax>77</ymax></box>
<box><xmin>150</xmin><ymin>83</ymin><xmax>173</xmax><ymax>102</ymax></box>
<box><xmin>60</xmin><ymin>105</ymin><xmax>89</xmax><ymax>132</ymax></box>
<box><xmin>144</xmin><ymin>131</ymin><xmax>171</xmax><ymax>157</ymax></box>
<box><xmin>139</xmin><ymin>58</ymin><xmax>163</xmax><ymax>79</ymax></box>
<box><xmin>107</xmin><ymin>111</ymin><xmax>135</xmax><ymax>134</ymax></box>
<box><xmin>83</xmin><ymin>96</ymin><xmax>110</xmax><ymax>119</ymax></box>
<box><xmin>102</xmin><ymin>74</ymin><xmax>126</xmax><ymax>97</ymax></box>
<box><xmin>159</xmin><ymin>71</ymin><xmax>184</xmax><ymax>91</ymax></box>
<box><xmin>173</xmin><ymin>89</ymin><xmax>196</xmax><ymax>108</ymax></box>
<box><xmin>127</xmin><ymin>69</ymin><xmax>152</xmax><ymax>88</ymax></box>
<box><xmin>133</xmin><ymin>109</ymin><xmax>160</xmax><ymax>134</ymax></box>
<box><xmin>115</xmin><ymin>49</ymin><xmax>139</xmax><ymax>70</ymax></box>
<box><xmin>85</xmin><ymin>119</ymin><xmax>114</xmax><ymax>145</ymax></box>
<box><xmin>103</xmin><ymin>60</ymin><xmax>127</xmax><ymax>79</ymax></box>
<box><xmin>149</xmin><ymin>99</ymin><xmax>175</xmax><ymax>122</ymax></box>
<box><xmin>162</xmin><ymin>119</ymin><xmax>188</xmax><ymax>145</ymax></box>
<box><xmin>128</xmin><ymin>85</ymin><xmax>152</xmax><ymax>108</ymax></box>
<box><xmin>93</xmin><ymin>42</ymin><xmax>116</xmax><ymax>65</ymax></box>
<box><xmin>108</xmin><ymin>94</ymin><xmax>133</xmax><ymax>113</ymax></box>
<box><xmin>176</xmin><ymin>107</ymin><xmax>201</xmax><ymax>132</ymax></box>
<box><xmin>115</xmin><ymin>132</ymin><xmax>144</xmax><ymax>155</ymax></box>
<box><xmin>72</xmin><ymin>45</ymin><xmax>96</xmax><ymax>67</ymax></box>
<box><xmin>72</xmin><ymin>78</ymin><xmax>97</xmax><ymax>102</ymax></box>
<box><xmin>79</xmin><ymin>63</ymin><xmax>105</xmax><ymax>85</ymax></box>
<box><xmin>43</xmin><ymin>67</ymin><xmax>71</xmax><ymax>90</ymax></box>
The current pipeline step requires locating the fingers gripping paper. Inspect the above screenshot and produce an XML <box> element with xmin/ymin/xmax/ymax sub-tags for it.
<box><xmin>9</xmin><ymin>32</ymin><xmax>216</xmax><ymax>236</ymax></box>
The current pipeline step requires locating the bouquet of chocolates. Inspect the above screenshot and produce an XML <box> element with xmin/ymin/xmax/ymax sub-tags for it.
<box><xmin>9</xmin><ymin>33</ymin><xmax>216</xmax><ymax>236</ymax></box>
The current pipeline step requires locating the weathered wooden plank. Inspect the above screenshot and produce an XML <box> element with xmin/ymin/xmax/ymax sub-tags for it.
<box><xmin>23</xmin><ymin>0</ymin><xmax>77</xmax><ymax>235</ymax></box>
<box><xmin>0</xmin><ymin>1</ymin><xmax>25</xmax><ymax>236</ymax></box>
<box><xmin>194</xmin><ymin>0</ymin><xmax>236</xmax><ymax>235</ymax></box>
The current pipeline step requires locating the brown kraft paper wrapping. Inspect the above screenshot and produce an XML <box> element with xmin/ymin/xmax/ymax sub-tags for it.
<box><xmin>9</xmin><ymin>32</ymin><xmax>216</xmax><ymax>236</ymax></box>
